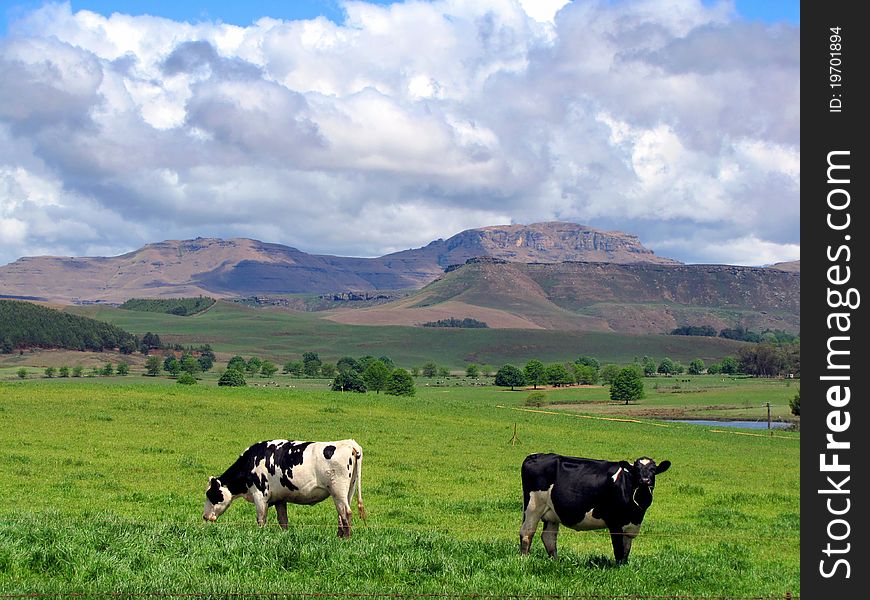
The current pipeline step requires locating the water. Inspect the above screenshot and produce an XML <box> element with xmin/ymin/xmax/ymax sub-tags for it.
<box><xmin>668</xmin><ymin>419</ymin><xmax>792</xmax><ymax>430</ymax></box>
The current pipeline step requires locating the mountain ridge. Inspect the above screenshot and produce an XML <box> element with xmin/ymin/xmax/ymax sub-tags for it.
<box><xmin>0</xmin><ymin>222</ymin><xmax>681</xmax><ymax>303</ymax></box>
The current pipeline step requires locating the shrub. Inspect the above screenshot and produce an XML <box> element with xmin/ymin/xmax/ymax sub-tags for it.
<box><xmin>525</xmin><ymin>392</ymin><xmax>547</xmax><ymax>407</ymax></box>
<box><xmin>44</xmin><ymin>366</ymin><xmax>56</xmax><ymax>378</ymax></box>
<box><xmin>789</xmin><ymin>388</ymin><xmax>800</xmax><ymax>416</ymax></box>
<box><xmin>177</xmin><ymin>372</ymin><xmax>197</xmax><ymax>385</ymax></box>
<box><xmin>17</xmin><ymin>368</ymin><xmax>27</xmax><ymax>379</ymax></box>
<box><xmin>217</xmin><ymin>369</ymin><xmax>247</xmax><ymax>387</ymax></box>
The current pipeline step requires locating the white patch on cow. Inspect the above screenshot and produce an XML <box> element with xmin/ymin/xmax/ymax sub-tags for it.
<box><xmin>622</xmin><ymin>523</ymin><xmax>641</xmax><ymax>538</ymax></box>
<box><xmin>639</xmin><ymin>458</ymin><xmax>651</xmax><ymax>465</ymax></box>
<box><xmin>570</xmin><ymin>509</ymin><xmax>608</xmax><ymax>531</ymax></box>
<box><xmin>612</xmin><ymin>467</ymin><xmax>623</xmax><ymax>482</ymax></box>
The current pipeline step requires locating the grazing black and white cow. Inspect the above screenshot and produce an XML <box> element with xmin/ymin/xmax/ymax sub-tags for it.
<box><xmin>519</xmin><ymin>453</ymin><xmax>670</xmax><ymax>563</ymax></box>
<box><xmin>203</xmin><ymin>439</ymin><xmax>365</xmax><ymax>538</ymax></box>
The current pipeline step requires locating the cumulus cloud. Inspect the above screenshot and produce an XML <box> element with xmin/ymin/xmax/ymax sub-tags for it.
<box><xmin>0</xmin><ymin>0</ymin><xmax>798</xmax><ymax>266</ymax></box>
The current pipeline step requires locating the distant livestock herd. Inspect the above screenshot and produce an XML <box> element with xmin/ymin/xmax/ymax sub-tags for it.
<box><xmin>203</xmin><ymin>438</ymin><xmax>670</xmax><ymax>564</ymax></box>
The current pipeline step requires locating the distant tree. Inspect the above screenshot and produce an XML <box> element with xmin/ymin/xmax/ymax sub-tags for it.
<box><xmin>385</xmin><ymin>368</ymin><xmax>415</xmax><ymax>396</ymax></box>
<box><xmin>145</xmin><ymin>355</ymin><xmax>161</xmax><ymax>377</ymax></box>
<box><xmin>610</xmin><ymin>367</ymin><xmax>645</xmax><ymax>404</ymax></box>
<box><xmin>283</xmin><ymin>361</ymin><xmax>304</xmax><ymax>376</ymax></box>
<box><xmin>657</xmin><ymin>358</ymin><xmax>676</xmax><ymax>376</ymax></box>
<box><xmin>163</xmin><ymin>356</ymin><xmax>181</xmax><ymax>377</ymax></box>
<box><xmin>197</xmin><ymin>354</ymin><xmax>214</xmax><ymax>372</ymax></box>
<box><xmin>218</xmin><ymin>369</ymin><xmax>246</xmax><ymax>386</ymax></box>
<box><xmin>688</xmin><ymin>359</ymin><xmax>705</xmax><ymax>375</ymax></box>
<box><xmin>738</xmin><ymin>344</ymin><xmax>784</xmax><ymax>377</ymax></box>
<box><xmin>362</xmin><ymin>360</ymin><xmax>391</xmax><ymax>394</ymax></box>
<box><xmin>720</xmin><ymin>356</ymin><xmax>739</xmax><ymax>375</ymax></box>
<box><xmin>17</xmin><ymin>368</ymin><xmax>27</xmax><ymax>379</ymax></box>
<box><xmin>575</xmin><ymin>356</ymin><xmax>600</xmax><ymax>370</ymax></box>
<box><xmin>545</xmin><ymin>363</ymin><xmax>573</xmax><ymax>387</ymax></box>
<box><xmin>181</xmin><ymin>354</ymin><xmax>200</xmax><ymax>375</ymax></box>
<box><xmin>524</xmin><ymin>359</ymin><xmax>546</xmax><ymax>389</ymax></box>
<box><xmin>421</xmin><ymin>361</ymin><xmax>438</xmax><ymax>378</ymax></box>
<box><xmin>437</xmin><ymin>366</ymin><xmax>451</xmax><ymax>378</ymax></box>
<box><xmin>58</xmin><ymin>366</ymin><xmax>70</xmax><ymax>378</ymax></box>
<box><xmin>336</xmin><ymin>356</ymin><xmax>359</xmax><ymax>373</ymax></box>
<box><xmin>481</xmin><ymin>365</ymin><xmax>494</xmax><ymax>377</ymax></box>
<box><xmin>72</xmin><ymin>365</ymin><xmax>84</xmax><ymax>378</ymax></box>
<box><xmin>356</xmin><ymin>356</ymin><xmax>377</xmax><ymax>372</ymax></box>
<box><xmin>322</xmin><ymin>363</ymin><xmax>339</xmax><ymax>378</ymax></box>
<box><xmin>790</xmin><ymin>387</ymin><xmax>800</xmax><ymax>416</ymax></box>
<box><xmin>245</xmin><ymin>356</ymin><xmax>262</xmax><ymax>376</ymax></box>
<box><xmin>599</xmin><ymin>364</ymin><xmax>621</xmax><ymax>385</ymax></box>
<box><xmin>260</xmin><ymin>360</ymin><xmax>279</xmax><ymax>378</ymax></box>
<box><xmin>227</xmin><ymin>355</ymin><xmax>247</xmax><ymax>372</ymax></box>
<box><xmin>102</xmin><ymin>362</ymin><xmax>114</xmax><ymax>376</ymax></box>
<box><xmin>642</xmin><ymin>356</ymin><xmax>658</xmax><ymax>377</ymax></box>
<box><xmin>673</xmin><ymin>362</ymin><xmax>685</xmax><ymax>375</ymax></box>
<box><xmin>573</xmin><ymin>363</ymin><xmax>599</xmax><ymax>385</ymax></box>
<box><xmin>465</xmin><ymin>363</ymin><xmax>480</xmax><ymax>379</ymax></box>
<box><xmin>177</xmin><ymin>372</ymin><xmax>197</xmax><ymax>385</ymax></box>
<box><xmin>44</xmin><ymin>366</ymin><xmax>56</xmax><ymax>378</ymax></box>
<box><xmin>707</xmin><ymin>363</ymin><xmax>722</xmax><ymax>375</ymax></box>
<box><xmin>331</xmin><ymin>370</ymin><xmax>366</xmax><ymax>393</ymax></box>
<box><xmin>378</xmin><ymin>356</ymin><xmax>395</xmax><ymax>369</ymax></box>
<box><xmin>302</xmin><ymin>352</ymin><xmax>322</xmax><ymax>377</ymax></box>
<box><xmin>495</xmin><ymin>365</ymin><xmax>526</xmax><ymax>390</ymax></box>
<box><xmin>410</xmin><ymin>366</ymin><xmax>420</xmax><ymax>377</ymax></box>
<box><xmin>117</xmin><ymin>362</ymin><xmax>130</xmax><ymax>376</ymax></box>
<box><xmin>141</xmin><ymin>332</ymin><xmax>162</xmax><ymax>351</ymax></box>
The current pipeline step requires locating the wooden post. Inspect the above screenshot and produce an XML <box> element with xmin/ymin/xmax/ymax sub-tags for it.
<box><xmin>509</xmin><ymin>423</ymin><xmax>520</xmax><ymax>446</ymax></box>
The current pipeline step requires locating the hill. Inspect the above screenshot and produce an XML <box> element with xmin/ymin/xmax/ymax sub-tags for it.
<box><xmin>0</xmin><ymin>222</ymin><xmax>677</xmax><ymax>303</ymax></box>
<box><xmin>326</xmin><ymin>260</ymin><xmax>800</xmax><ymax>334</ymax></box>
<box><xmin>0</xmin><ymin>299</ymin><xmax>138</xmax><ymax>353</ymax></box>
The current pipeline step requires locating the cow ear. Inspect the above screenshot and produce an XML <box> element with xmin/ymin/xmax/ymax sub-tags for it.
<box><xmin>655</xmin><ymin>460</ymin><xmax>671</xmax><ymax>474</ymax></box>
<box><xmin>618</xmin><ymin>461</ymin><xmax>632</xmax><ymax>470</ymax></box>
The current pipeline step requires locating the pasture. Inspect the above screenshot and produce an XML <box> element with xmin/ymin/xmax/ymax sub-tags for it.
<box><xmin>67</xmin><ymin>301</ymin><xmax>755</xmax><ymax>369</ymax></box>
<box><xmin>0</xmin><ymin>380</ymin><xmax>799</xmax><ymax>597</ymax></box>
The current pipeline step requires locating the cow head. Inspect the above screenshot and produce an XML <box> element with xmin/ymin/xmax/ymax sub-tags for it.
<box><xmin>623</xmin><ymin>457</ymin><xmax>670</xmax><ymax>509</ymax></box>
<box><xmin>203</xmin><ymin>476</ymin><xmax>233</xmax><ymax>522</ymax></box>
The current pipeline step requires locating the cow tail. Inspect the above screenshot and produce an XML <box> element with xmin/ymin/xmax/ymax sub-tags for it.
<box><xmin>354</xmin><ymin>447</ymin><xmax>367</xmax><ymax>522</ymax></box>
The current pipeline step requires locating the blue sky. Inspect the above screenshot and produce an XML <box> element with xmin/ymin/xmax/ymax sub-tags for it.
<box><xmin>1</xmin><ymin>1</ymin><xmax>799</xmax><ymax>34</ymax></box>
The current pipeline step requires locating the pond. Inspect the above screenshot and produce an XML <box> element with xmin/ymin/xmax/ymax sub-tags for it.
<box><xmin>667</xmin><ymin>419</ymin><xmax>792</xmax><ymax>430</ymax></box>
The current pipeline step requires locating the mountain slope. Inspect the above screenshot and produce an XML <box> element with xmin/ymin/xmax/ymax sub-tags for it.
<box><xmin>325</xmin><ymin>260</ymin><xmax>800</xmax><ymax>334</ymax></box>
<box><xmin>0</xmin><ymin>222</ymin><xmax>678</xmax><ymax>303</ymax></box>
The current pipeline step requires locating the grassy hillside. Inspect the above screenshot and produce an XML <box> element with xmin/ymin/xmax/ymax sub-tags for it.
<box><xmin>67</xmin><ymin>301</ymin><xmax>753</xmax><ymax>368</ymax></box>
<box><xmin>381</xmin><ymin>261</ymin><xmax>800</xmax><ymax>335</ymax></box>
<box><xmin>0</xmin><ymin>380</ymin><xmax>799</xmax><ymax>596</ymax></box>
<box><xmin>0</xmin><ymin>299</ymin><xmax>138</xmax><ymax>353</ymax></box>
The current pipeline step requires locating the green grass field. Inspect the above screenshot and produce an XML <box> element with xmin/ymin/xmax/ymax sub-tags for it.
<box><xmin>0</xmin><ymin>379</ymin><xmax>799</xmax><ymax>597</ymax></box>
<box><xmin>67</xmin><ymin>301</ymin><xmax>756</xmax><ymax>369</ymax></box>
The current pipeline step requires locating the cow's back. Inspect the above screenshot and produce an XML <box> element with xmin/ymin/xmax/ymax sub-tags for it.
<box><xmin>522</xmin><ymin>453</ymin><xmax>620</xmax><ymax>528</ymax></box>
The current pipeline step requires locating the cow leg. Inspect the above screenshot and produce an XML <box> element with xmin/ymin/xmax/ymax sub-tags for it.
<box><xmin>541</xmin><ymin>520</ymin><xmax>559</xmax><ymax>559</ymax></box>
<box><xmin>332</xmin><ymin>496</ymin><xmax>352</xmax><ymax>539</ymax></box>
<box><xmin>609</xmin><ymin>528</ymin><xmax>629</xmax><ymax>564</ymax></box>
<box><xmin>275</xmin><ymin>501</ymin><xmax>289</xmax><ymax>530</ymax></box>
<box><xmin>520</xmin><ymin>493</ymin><xmax>546</xmax><ymax>554</ymax></box>
<box><xmin>252</xmin><ymin>492</ymin><xmax>268</xmax><ymax>526</ymax></box>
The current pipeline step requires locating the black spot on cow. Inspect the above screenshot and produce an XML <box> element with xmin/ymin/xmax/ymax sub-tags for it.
<box><xmin>323</xmin><ymin>445</ymin><xmax>336</xmax><ymax>459</ymax></box>
<box><xmin>206</xmin><ymin>478</ymin><xmax>225</xmax><ymax>505</ymax></box>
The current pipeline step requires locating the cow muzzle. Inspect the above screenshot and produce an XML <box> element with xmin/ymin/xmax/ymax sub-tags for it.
<box><xmin>204</xmin><ymin>513</ymin><xmax>217</xmax><ymax>522</ymax></box>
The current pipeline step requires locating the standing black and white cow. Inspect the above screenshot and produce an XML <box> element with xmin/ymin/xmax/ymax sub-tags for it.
<box><xmin>203</xmin><ymin>439</ymin><xmax>365</xmax><ymax>538</ymax></box>
<box><xmin>519</xmin><ymin>453</ymin><xmax>670</xmax><ymax>563</ymax></box>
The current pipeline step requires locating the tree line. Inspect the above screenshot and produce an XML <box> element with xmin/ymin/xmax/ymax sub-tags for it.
<box><xmin>0</xmin><ymin>300</ymin><xmax>139</xmax><ymax>354</ymax></box>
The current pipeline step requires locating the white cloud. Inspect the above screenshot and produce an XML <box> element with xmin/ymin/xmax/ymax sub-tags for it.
<box><xmin>0</xmin><ymin>0</ymin><xmax>799</xmax><ymax>266</ymax></box>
